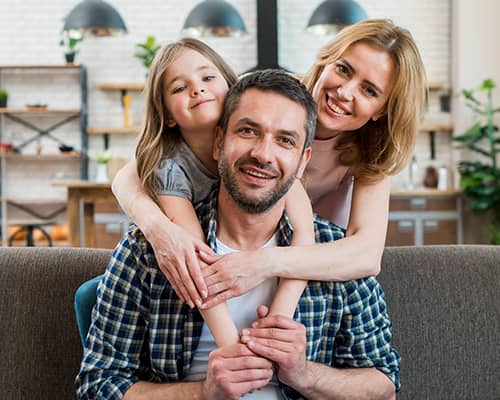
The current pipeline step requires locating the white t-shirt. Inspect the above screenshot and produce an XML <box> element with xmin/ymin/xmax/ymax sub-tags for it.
<box><xmin>184</xmin><ymin>236</ymin><xmax>282</xmax><ymax>399</ymax></box>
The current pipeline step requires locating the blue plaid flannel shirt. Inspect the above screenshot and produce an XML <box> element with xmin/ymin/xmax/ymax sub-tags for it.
<box><xmin>76</xmin><ymin>188</ymin><xmax>400</xmax><ymax>399</ymax></box>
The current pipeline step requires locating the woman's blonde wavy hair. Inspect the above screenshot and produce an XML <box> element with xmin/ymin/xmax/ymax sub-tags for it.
<box><xmin>135</xmin><ymin>38</ymin><xmax>238</xmax><ymax>206</ymax></box>
<box><xmin>302</xmin><ymin>19</ymin><xmax>427</xmax><ymax>183</ymax></box>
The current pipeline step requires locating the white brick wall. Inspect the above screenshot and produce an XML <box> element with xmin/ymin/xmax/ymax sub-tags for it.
<box><xmin>0</xmin><ymin>0</ymin><xmax>451</xmax><ymax>198</ymax></box>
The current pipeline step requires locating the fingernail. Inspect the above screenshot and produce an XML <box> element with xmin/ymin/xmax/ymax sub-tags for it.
<box><xmin>252</xmin><ymin>322</ymin><xmax>258</xmax><ymax>328</ymax></box>
<box><xmin>201</xmin><ymin>290</ymin><xmax>208</xmax><ymax>298</ymax></box>
<box><xmin>241</xmin><ymin>335</ymin><xmax>249</xmax><ymax>342</ymax></box>
<box><xmin>241</xmin><ymin>329</ymin><xmax>249</xmax><ymax>336</ymax></box>
<box><xmin>247</xmin><ymin>340</ymin><xmax>254</xmax><ymax>347</ymax></box>
<box><xmin>195</xmin><ymin>299</ymin><xmax>202</xmax><ymax>307</ymax></box>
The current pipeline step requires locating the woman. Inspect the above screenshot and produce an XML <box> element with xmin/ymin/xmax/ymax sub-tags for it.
<box><xmin>112</xmin><ymin>19</ymin><xmax>427</xmax><ymax>308</ymax></box>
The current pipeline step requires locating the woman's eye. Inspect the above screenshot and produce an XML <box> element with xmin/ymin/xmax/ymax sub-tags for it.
<box><xmin>335</xmin><ymin>64</ymin><xmax>349</xmax><ymax>75</ymax></box>
<box><xmin>364</xmin><ymin>86</ymin><xmax>378</xmax><ymax>97</ymax></box>
<box><xmin>203</xmin><ymin>75</ymin><xmax>215</xmax><ymax>82</ymax></box>
<box><xmin>172</xmin><ymin>86</ymin><xmax>186</xmax><ymax>94</ymax></box>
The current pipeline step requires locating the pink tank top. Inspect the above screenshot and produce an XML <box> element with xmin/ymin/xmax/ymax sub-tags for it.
<box><xmin>304</xmin><ymin>135</ymin><xmax>353</xmax><ymax>229</ymax></box>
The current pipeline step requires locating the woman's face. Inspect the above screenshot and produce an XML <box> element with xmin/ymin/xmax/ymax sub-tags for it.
<box><xmin>312</xmin><ymin>42</ymin><xmax>395</xmax><ymax>139</ymax></box>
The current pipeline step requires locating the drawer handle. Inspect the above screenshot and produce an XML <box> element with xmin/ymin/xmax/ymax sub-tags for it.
<box><xmin>398</xmin><ymin>220</ymin><xmax>414</xmax><ymax>231</ymax></box>
<box><xmin>410</xmin><ymin>198</ymin><xmax>427</xmax><ymax>208</ymax></box>
<box><xmin>423</xmin><ymin>220</ymin><xmax>439</xmax><ymax>231</ymax></box>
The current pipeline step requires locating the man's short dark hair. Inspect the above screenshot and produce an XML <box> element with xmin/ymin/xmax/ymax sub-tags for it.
<box><xmin>219</xmin><ymin>69</ymin><xmax>317</xmax><ymax>150</ymax></box>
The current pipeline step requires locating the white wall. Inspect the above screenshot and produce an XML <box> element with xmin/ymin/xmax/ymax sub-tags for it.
<box><xmin>0</xmin><ymin>0</ymin><xmax>451</xmax><ymax>195</ymax></box>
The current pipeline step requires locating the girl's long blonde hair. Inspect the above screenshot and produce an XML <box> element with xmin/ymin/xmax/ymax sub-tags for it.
<box><xmin>303</xmin><ymin>19</ymin><xmax>427</xmax><ymax>183</ymax></box>
<box><xmin>135</xmin><ymin>38</ymin><xmax>238</xmax><ymax>206</ymax></box>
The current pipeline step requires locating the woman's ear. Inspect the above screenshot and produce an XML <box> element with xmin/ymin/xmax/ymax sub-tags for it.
<box><xmin>371</xmin><ymin>108</ymin><xmax>386</xmax><ymax>122</ymax></box>
<box><xmin>167</xmin><ymin>118</ymin><xmax>177</xmax><ymax>128</ymax></box>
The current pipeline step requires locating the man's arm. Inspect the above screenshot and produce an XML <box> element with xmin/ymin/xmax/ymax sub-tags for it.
<box><xmin>123</xmin><ymin>344</ymin><xmax>273</xmax><ymax>400</ymax></box>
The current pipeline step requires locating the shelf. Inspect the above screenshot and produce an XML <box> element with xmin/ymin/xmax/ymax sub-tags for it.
<box><xmin>0</xmin><ymin>108</ymin><xmax>80</xmax><ymax>114</ymax></box>
<box><xmin>0</xmin><ymin>64</ymin><xmax>82</xmax><ymax>70</ymax></box>
<box><xmin>2</xmin><ymin>239</ymin><xmax>69</xmax><ymax>247</ymax></box>
<box><xmin>428</xmin><ymin>82</ymin><xmax>444</xmax><ymax>91</ymax></box>
<box><xmin>87</xmin><ymin>126</ymin><xmax>141</xmax><ymax>135</ymax></box>
<box><xmin>0</xmin><ymin>197</ymin><xmax>66</xmax><ymax>205</ymax></box>
<box><xmin>419</xmin><ymin>123</ymin><xmax>453</xmax><ymax>133</ymax></box>
<box><xmin>96</xmin><ymin>83</ymin><xmax>145</xmax><ymax>91</ymax></box>
<box><xmin>1</xmin><ymin>152</ymin><xmax>80</xmax><ymax>160</ymax></box>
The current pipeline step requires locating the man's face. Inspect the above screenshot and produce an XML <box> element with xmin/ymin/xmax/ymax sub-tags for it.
<box><xmin>214</xmin><ymin>88</ymin><xmax>311</xmax><ymax>214</ymax></box>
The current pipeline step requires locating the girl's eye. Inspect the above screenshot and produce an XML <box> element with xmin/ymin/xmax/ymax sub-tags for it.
<box><xmin>172</xmin><ymin>85</ymin><xmax>186</xmax><ymax>94</ymax></box>
<box><xmin>203</xmin><ymin>75</ymin><xmax>215</xmax><ymax>82</ymax></box>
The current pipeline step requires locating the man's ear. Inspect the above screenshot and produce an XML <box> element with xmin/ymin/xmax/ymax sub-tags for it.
<box><xmin>296</xmin><ymin>147</ymin><xmax>312</xmax><ymax>179</ymax></box>
<box><xmin>213</xmin><ymin>126</ymin><xmax>223</xmax><ymax>161</ymax></box>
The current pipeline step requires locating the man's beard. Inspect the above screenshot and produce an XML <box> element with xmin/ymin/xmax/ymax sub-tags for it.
<box><xmin>218</xmin><ymin>155</ymin><xmax>297</xmax><ymax>214</ymax></box>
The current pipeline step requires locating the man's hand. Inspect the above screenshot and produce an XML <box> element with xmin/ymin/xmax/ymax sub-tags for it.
<box><xmin>203</xmin><ymin>343</ymin><xmax>274</xmax><ymax>400</ymax></box>
<box><xmin>240</xmin><ymin>305</ymin><xmax>308</xmax><ymax>388</ymax></box>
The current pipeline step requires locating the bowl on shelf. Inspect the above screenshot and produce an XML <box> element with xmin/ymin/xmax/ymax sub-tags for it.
<box><xmin>58</xmin><ymin>144</ymin><xmax>74</xmax><ymax>153</ymax></box>
<box><xmin>25</xmin><ymin>103</ymin><xmax>48</xmax><ymax>111</ymax></box>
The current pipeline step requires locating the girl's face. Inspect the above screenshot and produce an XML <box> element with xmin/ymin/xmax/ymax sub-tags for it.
<box><xmin>312</xmin><ymin>42</ymin><xmax>395</xmax><ymax>139</ymax></box>
<box><xmin>163</xmin><ymin>49</ymin><xmax>229</xmax><ymax>133</ymax></box>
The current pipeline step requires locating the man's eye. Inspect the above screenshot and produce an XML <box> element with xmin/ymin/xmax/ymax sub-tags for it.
<box><xmin>173</xmin><ymin>86</ymin><xmax>186</xmax><ymax>94</ymax></box>
<box><xmin>279</xmin><ymin>137</ymin><xmax>295</xmax><ymax>147</ymax></box>
<box><xmin>239</xmin><ymin>127</ymin><xmax>255</xmax><ymax>135</ymax></box>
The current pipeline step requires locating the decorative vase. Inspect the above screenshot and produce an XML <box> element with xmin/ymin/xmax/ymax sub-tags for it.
<box><xmin>95</xmin><ymin>163</ymin><xmax>109</xmax><ymax>183</ymax></box>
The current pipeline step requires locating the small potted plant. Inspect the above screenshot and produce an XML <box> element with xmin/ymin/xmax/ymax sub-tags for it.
<box><xmin>91</xmin><ymin>150</ymin><xmax>113</xmax><ymax>183</ymax></box>
<box><xmin>134</xmin><ymin>36</ymin><xmax>161</xmax><ymax>72</ymax></box>
<box><xmin>0</xmin><ymin>88</ymin><xmax>8</xmax><ymax>108</ymax></box>
<box><xmin>59</xmin><ymin>34</ymin><xmax>83</xmax><ymax>64</ymax></box>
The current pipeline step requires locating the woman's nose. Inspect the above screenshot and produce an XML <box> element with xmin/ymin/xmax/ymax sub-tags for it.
<box><xmin>336</xmin><ymin>82</ymin><xmax>354</xmax><ymax>101</ymax></box>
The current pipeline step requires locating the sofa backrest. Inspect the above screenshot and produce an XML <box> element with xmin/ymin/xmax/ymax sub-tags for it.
<box><xmin>379</xmin><ymin>245</ymin><xmax>500</xmax><ymax>399</ymax></box>
<box><xmin>0</xmin><ymin>245</ymin><xmax>499</xmax><ymax>399</ymax></box>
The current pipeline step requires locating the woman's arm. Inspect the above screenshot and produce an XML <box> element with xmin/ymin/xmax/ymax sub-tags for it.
<box><xmin>111</xmin><ymin>160</ymin><xmax>212</xmax><ymax>308</ymax></box>
<box><xmin>159</xmin><ymin>195</ymin><xmax>239</xmax><ymax>347</ymax></box>
<box><xmin>268</xmin><ymin>180</ymin><xmax>313</xmax><ymax>318</ymax></box>
<box><xmin>200</xmin><ymin>177</ymin><xmax>391</xmax><ymax>308</ymax></box>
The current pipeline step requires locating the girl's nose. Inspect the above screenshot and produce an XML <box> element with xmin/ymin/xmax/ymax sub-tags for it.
<box><xmin>192</xmin><ymin>88</ymin><xmax>205</xmax><ymax>96</ymax></box>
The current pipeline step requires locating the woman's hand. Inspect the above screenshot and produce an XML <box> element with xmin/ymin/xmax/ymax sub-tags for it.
<box><xmin>199</xmin><ymin>250</ymin><xmax>271</xmax><ymax>309</ymax></box>
<box><xmin>146</xmin><ymin>221</ymin><xmax>215</xmax><ymax>308</ymax></box>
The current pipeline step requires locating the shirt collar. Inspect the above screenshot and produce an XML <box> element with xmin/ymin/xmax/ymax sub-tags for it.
<box><xmin>196</xmin><ymin>185</ymin><xmax>294</xmax><ymax>251</ymax></box>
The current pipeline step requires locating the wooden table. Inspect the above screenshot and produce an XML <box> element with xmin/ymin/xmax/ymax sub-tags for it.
<box><xmin>52</xmin><ymin>181</ymin><xmax>114</xmax><ymax>247</ymax></box>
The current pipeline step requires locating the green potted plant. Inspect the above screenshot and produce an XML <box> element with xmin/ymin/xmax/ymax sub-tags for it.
<box><xmin>454</xmin><ymin>78</ymin><xmax>500</xmax><ymax>244</ymax></box>
<box><xmin>134</xmin><ymin>36</ymin><xmax>161</xmax><ymax>71</ymax></box>
<box><xmin>0</xmin><ymin>88</ymin><xmax>7</xmax><ymax>108</ymax></box>
<box><xmin>59</xmin><ymin>34</ymin><xmax>83</xmax><ymax>64</ymax></box>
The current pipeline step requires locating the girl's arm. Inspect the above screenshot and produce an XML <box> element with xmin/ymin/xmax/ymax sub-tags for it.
<box><xmin>112</xmin><ymin>160</ymin><xmax>212</xmax><ymax>308</ymax></box>
<box><xmin>158</xmin><ymin>195</ymin><xmax>239</xmax><ymax>347</ymax></box>
<box><xmin>267</xmin><ymin>179</ymin><xmax>313</xmax><ymax>318</ymax></box>
<box><xmin>201</xmin><ymin>177</ymin><xmax>391</xmax><ymax>308</ymax></box>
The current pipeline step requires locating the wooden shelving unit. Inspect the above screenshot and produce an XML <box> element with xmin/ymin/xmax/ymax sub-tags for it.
<box><xmin>0</xmin><ymin>64</ymin><xmax>88</xmax><ymax>245</ymax></box>
<box><xmin>87</xmin><ymin>126</ymin><xmax>141</xmax><ymax>135</ymax></box>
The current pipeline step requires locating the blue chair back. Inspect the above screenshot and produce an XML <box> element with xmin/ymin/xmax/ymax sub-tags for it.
<box><xmin>74</xmin><ymin>275</ymin><xmax>102</xmax><ymax>345</ymax></box>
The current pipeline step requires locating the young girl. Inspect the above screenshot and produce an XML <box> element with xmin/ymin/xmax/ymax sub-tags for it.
<box><xmin>113</xmin><ymin>19</ymin><xmax>427</xmax><ymax>310</ymax></box>
<box><xmin>127</xmin><ymin>38</ymin><xmax>313</xmax><ymax>347</ymax></box>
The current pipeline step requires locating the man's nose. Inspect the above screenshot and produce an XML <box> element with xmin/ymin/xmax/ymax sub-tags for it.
<box><xmin>250</xmin><ymin>135</ymin><xmax>273</xmax><ymax>164</ymax></box>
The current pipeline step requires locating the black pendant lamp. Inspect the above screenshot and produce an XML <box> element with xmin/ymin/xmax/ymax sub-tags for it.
<box><xmin>63</xmin><ymin>0</ymin><xmax>128</xmax><ymax>37</ymax></box>
<box><xmin>306</xmin><ymin>0</ymin><xmax>367</xmax><ymax>35</ymax></box>
<box><xmin>182</xmin><ymin>0</ymin><xmax>247</xmax><ymax>37</ymax></box>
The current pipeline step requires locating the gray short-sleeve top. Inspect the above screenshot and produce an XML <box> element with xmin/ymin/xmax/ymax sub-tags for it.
<box><xmin>155</xmin><ymin>140</ymin><xmax>218</xmax><ymax>204</ymax></box>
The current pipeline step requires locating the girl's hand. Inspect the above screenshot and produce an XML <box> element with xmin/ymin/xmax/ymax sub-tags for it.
<box><xmin>146</xmin><ymin>222</ymin><xmax>215</xmax><ymax>308</ymax></box>
<box><xmin>199</xmin><ymin>250</ymin><xmax>270</xmax><ymax>309</ymax></box>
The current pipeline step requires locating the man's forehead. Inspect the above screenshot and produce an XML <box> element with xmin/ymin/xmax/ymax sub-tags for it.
<box><xmin>228</xmin><ymin>88</ymin><xmax>307</xmax><ymax>134</ymax></box>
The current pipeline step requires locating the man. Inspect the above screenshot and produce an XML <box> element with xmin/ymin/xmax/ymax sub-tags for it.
<box><xmin>77</xmin><ymin>70</ymin><xmax>400</xmax><ymax>399</ymax></box>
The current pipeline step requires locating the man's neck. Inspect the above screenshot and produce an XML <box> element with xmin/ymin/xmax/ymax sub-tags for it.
<box><xmin>216</xmin><ymin>187</ymin><xmax>285</xmax><ymax>251</ymax></box>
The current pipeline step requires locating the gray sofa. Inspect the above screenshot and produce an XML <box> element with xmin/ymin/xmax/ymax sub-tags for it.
<box><xmin>0</xmin><ymin>245</ymin><xmax>499</xmax><ymax>399</ymax></box>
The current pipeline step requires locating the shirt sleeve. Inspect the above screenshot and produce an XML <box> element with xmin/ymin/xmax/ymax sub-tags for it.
<box><xmin>75</xmin><ymin>229</ymin><xmax>151</xmax><ymax>399</ymax></box>
<box><xmin>155</xmin><ymin>158</ymin><xmax>194</xmax><ymax>201</ymax></box>
<box><xmin>333</xmin><ymin>278</ymin><xmax>401</xmax><ymax>392</ymax></box>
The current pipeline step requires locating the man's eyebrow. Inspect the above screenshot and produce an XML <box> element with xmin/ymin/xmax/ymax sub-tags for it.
<box><xmin>235</xmin><ymin>117</ymin><xmax>301</xmax><ymax>140</ymax></box>
<box><xmin>341</xmin><ymin>58</ymin><xmax>384</xmax><ymax>95</ymax></box>
<box><xmin>167</xmin><ymin>65</ymin><xmax>214</xmax><ymax>88</ymax></box>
